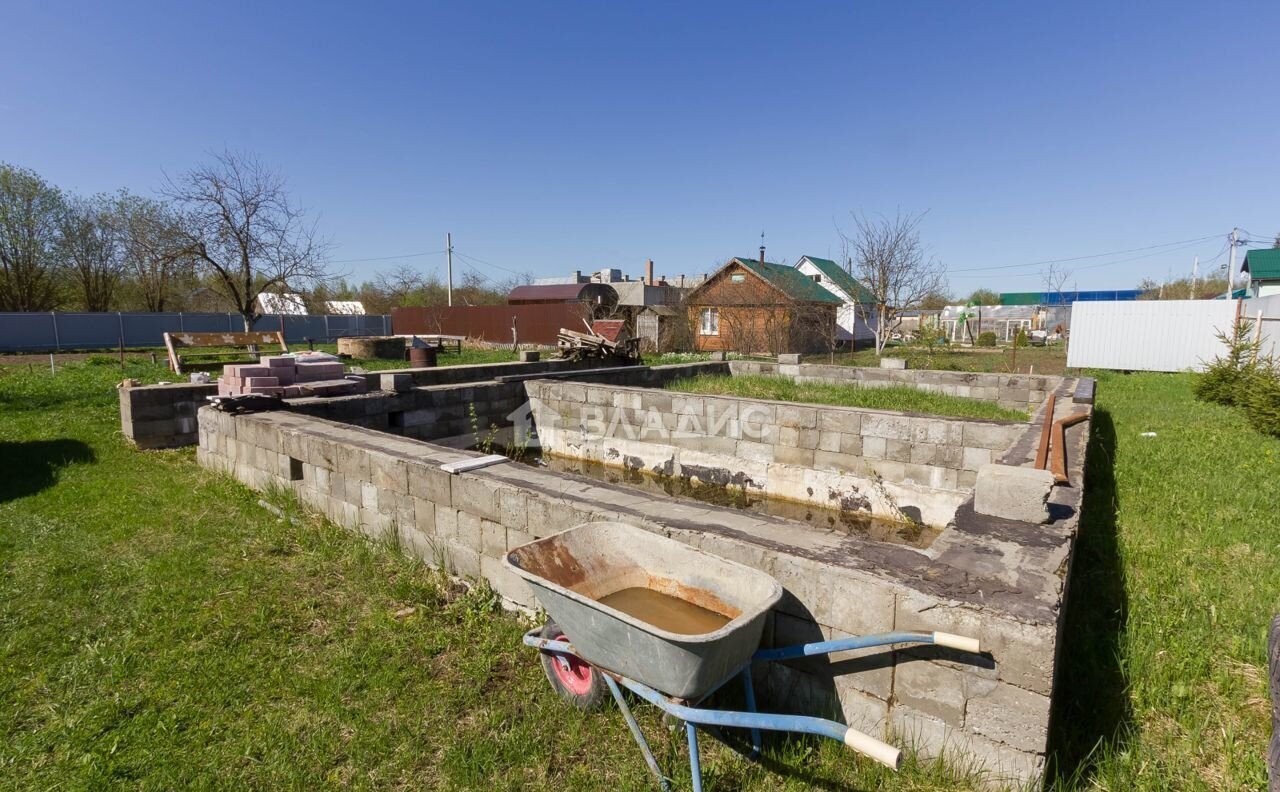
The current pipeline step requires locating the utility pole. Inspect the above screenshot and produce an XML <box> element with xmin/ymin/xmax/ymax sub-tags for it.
<box><xmin>446</xmin><ymin>232</ymin><xmax>454</xmax><ymax>307</ymax></box>
<box><xmin>1226</xmin><ymin>227</ymin><xmax>1239</xmax><ymax>298</ymax></box>
<box><xmin>1191</xmin><ymin>255</ymin><xmax>1199</xmax><ymax>300</ymax></box>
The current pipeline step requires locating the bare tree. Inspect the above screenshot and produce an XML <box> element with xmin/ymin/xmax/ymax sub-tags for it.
<box><xmin>839</xmin><ymin>211</ymin><xmax>947</xmax><ymax>356</ymax></box>
<box><xmin>57</xmin><ymin>195</ymin><xmax>125</xmax><ymax>311</ymax></box>
<box><xmin>0</xmin><ymin>163</ymin><xmax>65</xmax><ymax>311</ymax></box>
<box><xmin>115</xmin><ymin>193</ymin><xmax>194</xmax><ymax>312</ymax></box>
<box><xmin>1042</xmin><ymin>262</ymin><xmax>1071</xmax><ymax>307</ymax></box>
<box><xmin>165</xmin><ymin>151</ymin><xmax>329</xmax><ymax>330</ymax></box>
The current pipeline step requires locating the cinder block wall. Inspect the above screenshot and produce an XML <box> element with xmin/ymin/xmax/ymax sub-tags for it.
<box><xmin>526</xmin><ymin>379</ymin><xmax>1028</xmax><ymax>527</ymax></box>
<box><xmin>196</xmin><ymin>406</ymin><xmax>1079</xmax><ymax>785</ymax></box>
<box><xmin>119</xmin><ymin>382</ymin><xmax>218</xmax><ymax>449</ymax></box>
<box><xmin>732</xmin><ymin>360</ymin><xmax>1061</xmax><ymax>412</ymax></box>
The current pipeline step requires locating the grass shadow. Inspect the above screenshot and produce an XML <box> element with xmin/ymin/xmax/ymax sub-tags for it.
<box><xmin>1045</xmin><ymin>407</ymin><xmax>1131</xmax><ymax>784</ymax></box>
<box><xmin>0</xmin><ymin>439</ymin><xmax>96</xmax><ymax>503</ymax></box>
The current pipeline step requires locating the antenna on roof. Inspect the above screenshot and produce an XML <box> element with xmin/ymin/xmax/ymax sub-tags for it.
<box><xmin>759</xmin><ymin>230</ymin><xmax>766</xmax><ymax>265</ymax></box>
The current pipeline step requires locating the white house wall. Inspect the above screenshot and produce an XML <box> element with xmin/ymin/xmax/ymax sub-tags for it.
<box><xmin>796</xmin><ymin>260</ymin><xmax>876</xmax><ymax>343</ymax></box>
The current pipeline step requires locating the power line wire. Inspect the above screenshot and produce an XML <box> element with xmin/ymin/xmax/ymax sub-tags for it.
<box><xmin>329</xmin><ymin>249</ymin><xmax>447</xmax><ymax>264</ymax></box>
<box><xmin>949</xmin><ymin>238</ymin><xmax>1215</xmax><ymax>280</ymax></box>
<box><xmin>452</xmin><ymin>249</ymin><xmax>527</xmax><ymax>277</ymax></box>
<box><xmin>947</xmin><ymin>233</ymin><xmax>1222</xmax><ymax>274</ymax></box>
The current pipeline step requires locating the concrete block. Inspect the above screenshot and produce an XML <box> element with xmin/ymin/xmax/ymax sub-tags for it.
<box><xmin>962</xmin><ymin>422</ymin><xmax>1019</xmax><ymax>451</ymax></box>
<box><xmin>775</xmin><ymin>404</ymin><xmax>817</xmax><ymax>429</ymax></box>
<box><xmin>879</xmin><ymin>356</ymin><xmax>907</xmax><ymax>369</ymax></box>
<box><xmin>370</xmin><ymin>454</ymin><xmax>408</xmax><ymax>494</ymax></box>
<box><xmin>885</xmin><ymin>439</ymin><xmax>912</xmax><ymax>463</ymax></box>
<box><xmin>445</xmin><ymin>542</ymin><xmax>481</xmax><ymax>578</ymax></box>
<box><xmin>413</xmin><ymin>497</ymin><xmax>437</xmax><ymax>538</ymax></box>
<box><xmin>962</xmin><ymin>446</ymin><xmax>993</xmax><ymax>470</ymax></box>
<box><xmin>965</xmin><ymin>682</ymin><xmax>1051</xmax><ymax>753</ymax></box>
<box><xmin>777</xmin><ymin>353</ymin><xmax>802</xmax><ymax>365</ymax></box>
<box><xmin>973</xmin><ymin>464</ymin><xmax>1054</xmax><ymax>524</ymax></box>
<box><xmin>861</xmin><ymin>414</ymin><xmax>911</xmax><ymax>441</ymax></box>
<box><xmin>481</xmin><ymin>555</ymin><xmax>535</xmax><ymax>607</ymax></box>
<box><xmin>380</xmin><ymin>372</ymin><xmax>414</xmax><ymax>393</ymax></box>
<box><xmin>894</xmin><ymin>655</ymin><xmax>970</xmax><ymax>726</ymax></box>
<box><xmin>497</xmin><ymin>487</ymin><xmax>528</xmax><ymax>531</ymax></box>
<box><xmin>832</xmin><ymin>675</ymin><xmax>891</xmax><ymax>734</ymax></box>
<box><xmin>409</xmin><ymin>465</ymin><xmax>455</xmax><ymax>509</ymax></box>
<box><xmin>896</xmin><ymin>590</ymin><xmax>1056</xmax><ymax>695</ymax></box>
<box><xmin>434</xmin><ymin>507</ymin><xmax>458</xmax><ymax>541</ymax></box>
<box><xmin>480</xmin><ymin>519</ymin><xmax>507</xmax><ymax>558</ymax></box>
<box><xmin>456</xmin><ymin>511</ymin><xmax>482</xmax><ymax>550</ymax></box>
<box><xmin>518</xmin><ymin>350</ymin><xmax>540</xmax><ymax>362</ymax></box>
<box><xmin>451</xmin><ymin>475</ymin><xmax>500</xmax><ymax>522</ymax></box>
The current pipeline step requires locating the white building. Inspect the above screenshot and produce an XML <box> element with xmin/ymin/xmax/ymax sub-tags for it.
<box><xmin>793</xmin><ymin>255</ymin><xmax>878</xmax><ymax>345</ymax></box>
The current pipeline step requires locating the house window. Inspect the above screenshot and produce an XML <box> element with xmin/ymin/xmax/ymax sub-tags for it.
<box><xmin>699</xmin><ymin>308</ymin><xmax>719</xmax><ymax>336</ymax></box>
<box><xmin>811</xmin><ymin>274</ymin><xmax>822</xmax><ymax>283</ymax></box>
<box><xmin>730</xmin><ymin>274</ymin><xmax>745</xmax><ymax>283</ymax></box>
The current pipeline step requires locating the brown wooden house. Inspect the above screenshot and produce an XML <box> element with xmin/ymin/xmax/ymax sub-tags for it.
<box><xmin>684</xmin><ymin>256</ymin><xmax>842</xmax><ymax>354</ymax></box>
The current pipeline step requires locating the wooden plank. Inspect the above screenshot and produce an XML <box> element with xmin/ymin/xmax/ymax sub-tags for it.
<box><xmin>168</xmin><ymin>331</ymin><xmax>285</xmax><ymax>347</ymax></box>
<box><xmin>1034</xmin><ymin>393</ymin><xmax>1056</xmax><ymax>470</ymax></box>
<box><xmin>440</xmin><ymin>455</ymin><xmax>508</xmax><ymax>475</ymax></box>
<box><xmin>163</xmin><ymin>332</ymin><xmax>181</xmax><ymax>373</ymax></box>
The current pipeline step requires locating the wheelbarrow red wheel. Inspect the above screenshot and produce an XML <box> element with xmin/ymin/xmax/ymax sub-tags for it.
<box><xmin>538</xmin><ymin>620</ymin><xmax>609</xmax><ymax>711</ymax></box>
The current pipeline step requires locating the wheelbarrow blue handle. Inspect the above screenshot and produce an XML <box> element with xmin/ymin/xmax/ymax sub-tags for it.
<box><xmin>614</xmin><ymin>671</ymin><xmax>902</xmax><ymax>770</ymax></box>
<box><xmin>752</xmin><ymin>630</ymin><xmax>982</xmax><ymax>662</ymax></box>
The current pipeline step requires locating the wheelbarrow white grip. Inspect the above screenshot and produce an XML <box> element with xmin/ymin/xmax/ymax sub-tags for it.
<box><xmin>932</xmin><ymin>631</ymin><xmax>981</xmax><ymax>654</ymax></box>
<box><xmin>842</xmin><ymin>727</ymin><xmax>902</xmax><ymax>770</ymax></box>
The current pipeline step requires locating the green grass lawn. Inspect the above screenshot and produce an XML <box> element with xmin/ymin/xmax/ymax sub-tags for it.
<box><xmin>806</xmin><ymin>345</ymin><xmax>1069</xmax><ymax>376</ymax></box>
<box><xmin>1</xmin><ymin>361</ymin><xmax>1275</xmax><ymax>790</ymax></box>
<box><xmin>663</xmin><ymin>373</ymin><xmax>1029</xmax><ymax>422</ymax></box>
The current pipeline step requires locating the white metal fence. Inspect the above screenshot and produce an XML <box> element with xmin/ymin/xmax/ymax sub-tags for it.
<box><xmin>1067</xmin><ymin>299</ymin><xmax>1279</xmax><ymax>372</ymax></box>
<box><xmin>0</xmin><ymin>312</ymin><xmax>392</xmax><ymax>352</ymax></box>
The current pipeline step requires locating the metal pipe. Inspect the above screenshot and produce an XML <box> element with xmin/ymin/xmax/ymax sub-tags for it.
<box><xmin>752</xmin><ymin>630</ymin><xmax>980</xmax><ymax>663</ymax></box>
<box><xmin>686</xmin><ymin>722</ymin><xmax>703</xmax><ymax>792</ymax></box>
<box><xmin>741</xmin><ymin>668</ymin><xmax>762</xmax><ymax>758</ymax></box>
<box><xmin>604</xmin><ymin>675</ymin><xmax>669</xmax><ymax>791</ymax></box>
<box><xmin>613</xmin><ymin>673</ymin><xmax>901</xmax><ymax>770</ymax></box>
<box><xmin>1049</xmin><ymin>409</ymin><xmax>1091</xmax><ymax>484</ymax></box>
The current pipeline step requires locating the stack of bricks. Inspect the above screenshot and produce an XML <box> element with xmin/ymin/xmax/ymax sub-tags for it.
<box><xmin>217</xmin><ymin>355</ymin><xmax>368</xmax><ymax>399</ymax></box>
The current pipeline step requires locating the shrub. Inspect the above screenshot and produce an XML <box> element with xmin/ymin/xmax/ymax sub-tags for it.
<box><xmin>1194</xmin><ymin>322</ymin><xmax>1265</xmax><ymax>407</ymax></box>
<box><xmin>1243</xmin><ymin>364</ymin><xmax>1280</xmax><ymax>437</ymax></box>
<box><xmin>1014</xmin><ymin>329</ymin><xmax>1028</xmax><ymax>348</ymax></box>
<box><xmin>976</xmin><ymin>331</ymin><xmax>997</xmax><ymax>348</ymax></box>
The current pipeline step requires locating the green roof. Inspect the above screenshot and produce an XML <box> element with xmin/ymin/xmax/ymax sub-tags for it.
<box><xmin>1243</xmin><ymin>249</ymin><xmax>1280</xmax><ymax>281</ymax></box>
<box><xmin>731</xmin><ymin>257</ymin><xmax>843</xmax><ymax>304</ymax></box>
<box><xmin>799</xmin><ymin>256</ymin><xmax>876</xmax><ymax>303</ymax></box>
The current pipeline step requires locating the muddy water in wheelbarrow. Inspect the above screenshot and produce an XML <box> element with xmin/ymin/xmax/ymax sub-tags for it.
<box><xmin>504</xmin><ymin>521</ymin><xmax>782</xmax><ymax>699</ymax></box>
<box><xmin>597</xmin><ymin>588</ymin><xmax>732</xmax><ymax>635</ymax></box>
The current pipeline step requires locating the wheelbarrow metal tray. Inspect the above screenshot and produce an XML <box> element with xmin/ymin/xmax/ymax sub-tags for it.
<box><xmin>505</xmin><ymin>521</ymin><xmax>783</xmax><ymax>699</ymax></box>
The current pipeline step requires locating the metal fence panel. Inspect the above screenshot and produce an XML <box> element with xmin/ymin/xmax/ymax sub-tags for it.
<box><xmin>392</xmin><ymin>304</ymin><xmax>590</xmax><ymax>345</ymax></box>
<box><xmin>1066</xmin><ymin>300</ymin><xmax>1240</xmax><ymax>372</ymax></box>
<box><xmin>0</xmin><ymin>312</ymin><xmax>392</xmax><ymax>352</ymax></box>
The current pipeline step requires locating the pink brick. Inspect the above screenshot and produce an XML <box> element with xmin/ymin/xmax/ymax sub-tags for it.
<box><xmin>262</xmin><ymin>356</ymin><xmax>294</xmax><ymax>368</ymax></box>
<box><xmin>244</xmin><ymin>377</ymin><xmax>279</xmax><ymax>388</ymax></box>
<box><xmin>248</xmin><ymin>385</ymin><xmax>283</xmax><ymax>395</ymax></box>
<box><xmin>234</xmin><ymin>365</ymin><xmax>272</xmax><ymax>378</ymax></box>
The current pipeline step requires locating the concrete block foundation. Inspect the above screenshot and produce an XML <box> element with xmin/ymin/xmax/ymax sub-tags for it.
<box><xmin>185</xmin><ymin>357</ymin><xmax>1093</xmax><ymax>786</ymax></box>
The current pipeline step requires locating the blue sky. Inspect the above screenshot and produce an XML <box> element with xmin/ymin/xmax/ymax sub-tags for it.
<box><xmin>2</xmin><ymin>1</ymin><xmax>1277</xmax><ymax>295</ymax></box>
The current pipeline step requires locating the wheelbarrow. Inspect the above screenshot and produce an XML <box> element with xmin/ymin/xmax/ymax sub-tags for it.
<box><xmin>506</xmin><ymin>521</ymin><xmax>982</xmax><ymax>791</ymax></box>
